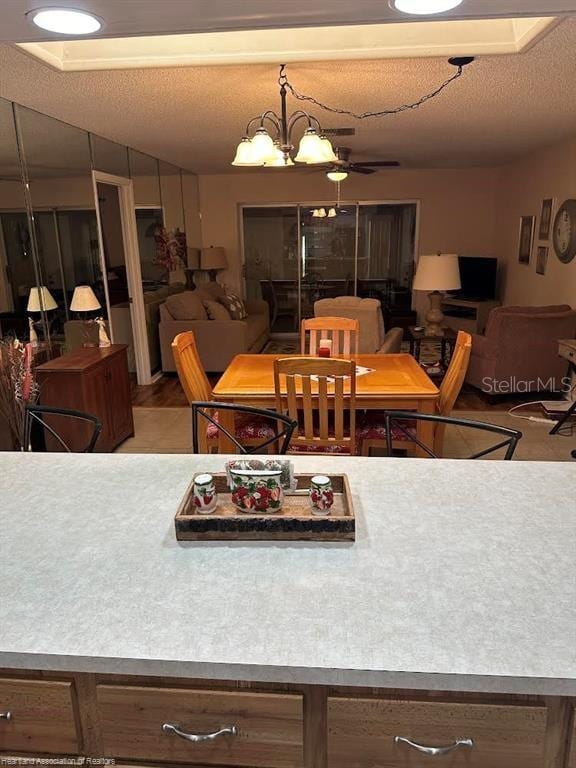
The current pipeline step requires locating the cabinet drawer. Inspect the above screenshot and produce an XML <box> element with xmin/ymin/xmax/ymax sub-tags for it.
<box><xmin>97</xmin><ymin>684</ymin><xmax>303</xmax><ymax>767</ymax></box>
<box><xmin>328</xmin><ymin>697</ymin><xmax>546</xmax><ymax>768</ymax></box>
<box><xmin>0</xmin><ymin>678</ymin><xmax>80</xmax><ymax>755</ymax></box>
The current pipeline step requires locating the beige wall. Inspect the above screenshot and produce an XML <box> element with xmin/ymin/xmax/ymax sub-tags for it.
<box><xmin>198</xmin><ymin>168</ymin><xmax>500</xmax><ymax>296</ymax></box>
<box><xmin>495</xmin><ymin>136</ymin><xmax>576</xmax><ymax>307</ymax></box>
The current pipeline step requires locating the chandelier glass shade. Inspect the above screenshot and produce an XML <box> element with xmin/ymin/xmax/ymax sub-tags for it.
<box><xmin>232</xmin><ymin>67</ymin><xmax>338</xmax><ymax>168</ymax></box>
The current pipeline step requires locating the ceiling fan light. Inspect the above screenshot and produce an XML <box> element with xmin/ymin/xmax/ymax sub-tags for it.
<box><xmin>327</xmin><ymin>170</ymin><xmax>349</xmax><ymax>183</ymax></box>
<box><xmin>392</xmin><ymin>0</ymin><xmax>463</xmax><ymax>15</ymax></box>
<box><xmin>231</xmin><ymin>137</ymin><xmax>261</xmax><ymax>167</ymax></box>
<box><xmin>295</xmin><ymin>129</ymin><xmax>325</xmax><ymax>164</ymax></box>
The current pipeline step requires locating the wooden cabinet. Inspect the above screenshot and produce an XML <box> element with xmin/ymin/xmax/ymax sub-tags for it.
<box><xmin>97</xmin><ymin>684</ymin><xmax>304</xmax><ymax>767</ymax></box>
<box><xmin>328</xmin><ymin>696</ymin><xmax>547</xmax><ymax>768</ymax></box>
<box><xmin>0</xmin><ymin>678</ymin><xmax>80</xmax><ymax>754</ymax></box>
<box><xmin>36</xmin><ymin>345</ymin><xmax>134</xmax><ymax>452</ymax></box>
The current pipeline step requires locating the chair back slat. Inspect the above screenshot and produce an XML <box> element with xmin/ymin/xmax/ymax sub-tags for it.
<box><xmin>301</xmin><ymin>317</ymin><xmax>360</xmax><ymax>357</ymax></box>
<box><xmin>274</xmin><ymin>356</ymin><xmax>356</xmax><ymax>454</ymax></box>
<box><xmin>24</xmin><ymin>405</ymin><xmax>102</xmax><ymax>453</ymax></box>
<box><xmin>172</xmin><ymin>331</ymin><xmax>212</xmax><ymax>404</ymax></box>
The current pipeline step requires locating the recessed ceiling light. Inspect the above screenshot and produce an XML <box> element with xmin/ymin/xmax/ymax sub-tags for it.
<box><xmin>391</xmin><ymin>0</ymin><xmax>464</xmax><ymax>15</ymax></box>
<box><xmin>27</xmin><ymin>7</ymin><xmax>103</xmax><ymax>35</ymax></box>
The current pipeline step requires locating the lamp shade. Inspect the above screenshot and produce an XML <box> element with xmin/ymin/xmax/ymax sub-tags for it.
<box><xmin>232</xmin><ymin>137</ymin><xmax>260</xmax><ymax>167</ymax></box>
<box><xmin>187</xmin><ymin>247</ymin><xmax>201</xmax><ymax>270</ymax></box>
<box><xmin>201</xmin><ymin>247</ymin><xmax>227</xmax><ymax>271</ymax></box>
<box><xmin>413</xmin><ymin>253</ymin><xmax>461</xmax><ymax>292</ymax></box>
<box><xmin>27</xmin><ymin>286</ymin><xmax>57</xmax><ymax>312</ymax></box>
<box><xmin>70</xmin><ymin>285</ymin><xmax>101</xmax><ymax>312</ymax></box>
<box><xmin>295</xmin><ymin>129</ymin><xmax>325</xmax><ymax>164</ymax></box>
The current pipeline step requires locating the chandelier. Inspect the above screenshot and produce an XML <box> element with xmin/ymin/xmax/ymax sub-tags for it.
<box><xmin>232</xmin><ymin>58</ymin><xmax>474</xmax><ymax>169</ymax></box>
<box><xmin>232</xmin><ymin>66</ymin><xmax>337</xmax><ymax>168</ymax></box>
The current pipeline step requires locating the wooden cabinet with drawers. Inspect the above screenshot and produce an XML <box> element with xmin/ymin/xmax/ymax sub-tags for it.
<box><xmin>0</xmin><ymin>672</ymin><xmax>574</xmax><ymax>768</ymax></box>
<box><xmin>36</xmin><ymin>344</ymin><xmax>134</xmax><ymax>452</ymax></box>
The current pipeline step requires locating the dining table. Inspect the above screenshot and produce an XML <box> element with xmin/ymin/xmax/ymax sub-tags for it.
<box><xmin>212</xmin><ymin>353</ymin><xmax>439</xmax><ymax>456</ymax></box>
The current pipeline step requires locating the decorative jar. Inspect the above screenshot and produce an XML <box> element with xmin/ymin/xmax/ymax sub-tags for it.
<box><xmin>230</xmin><ymin>469</ymin><xmax>284</xmax><ymax>513</ymax></box>
<box><xmin>310</xmin><ymin>475</ymin><xmax>334</xmax><ymax>515</ymax></box>
<box><xmin>193</xmin><ymin>473</ymin><xmax>218</xmax><ymax>514</ymax></box>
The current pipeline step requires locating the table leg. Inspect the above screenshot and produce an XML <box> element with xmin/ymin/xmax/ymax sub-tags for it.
<box><xmin>415</xmin><ymin>399</ymin><xmax>435</xmax><ymax>458</ymax></box>
<box><xmin>414</xmin><ymin>340</ymin><xmax>421</xmax><ymax>362</ymax></box>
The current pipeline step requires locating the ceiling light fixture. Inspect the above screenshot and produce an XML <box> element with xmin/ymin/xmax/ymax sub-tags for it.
<box><xmin>326</xmin><ymin>170</ymin><xmax>349</xmax><ymax>183</ymax></box>
<box><xmin>391</xmin><ymin>0</ymin><xmax>464</xmax><ymax>15</ymax></box>
<box><xmin>27</xmin><ymin>7</ymin><xmax>103</xmax><ymax>35</ymax></box>
<box><xmin>232</xmin><ymin>65</ymin><xmax>337</xmax><ymax>168</ymax></box>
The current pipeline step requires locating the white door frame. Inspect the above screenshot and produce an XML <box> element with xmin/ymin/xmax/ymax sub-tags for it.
<box><xmin>92</xmin><ymin>170</ymin><xmax>152</xmax><ymax>386</ymax></box>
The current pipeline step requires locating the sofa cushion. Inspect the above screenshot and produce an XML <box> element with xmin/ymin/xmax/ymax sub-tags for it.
<box><xmin>196</xmin><ymin>282</ymin><xmax>226</xmax><ymax>301</ymax></box>
<box><xmin>204</xmin><ymin>299</ymin><xmax>231</xmax><ymax>321</ymax></box>
<box><xmin>219</xmin><ymin>293</ymin><xmax>248</xmax><ymax>320</ymax></box>
<box><xmin>165</xmin><ymin>291</ymin><xmax>207</xmax><ymax>320</ymax></box>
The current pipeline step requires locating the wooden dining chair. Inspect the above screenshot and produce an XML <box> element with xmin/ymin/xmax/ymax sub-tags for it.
<box><xmin>274</xmin><ymin>356</ymin><xmax>357</xmax><ymax>454</ymax></box>
<box><xmin>172</xmin><ymin>331</ymin><xmax>278</xmax><ymax>453</ymax></box>
<box><xmin>358</xmin><ymin>330</ymin><xmax>473</xmax><ymax>457</ymax></box>
<box><xmin>301</xmin><ymin>316</ymin><xmax>360</xmax><ymax>357</ymax></box>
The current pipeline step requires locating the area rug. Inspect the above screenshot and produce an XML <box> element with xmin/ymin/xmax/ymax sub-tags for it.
<box><xmin>117</xmin><ymin>407</ymin><xmax>573</xmax><ymax>461</ymax></box>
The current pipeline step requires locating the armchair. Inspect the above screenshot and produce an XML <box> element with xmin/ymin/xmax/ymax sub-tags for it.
<box><xmin>466</xmin><ymin>305</ymin><xmax>576</xmax><ymax>394</ymax></box>
<box><xmin>314</xmin><ymin>296</ymin><xmax>403</xmax><ymax>354</ymax></box>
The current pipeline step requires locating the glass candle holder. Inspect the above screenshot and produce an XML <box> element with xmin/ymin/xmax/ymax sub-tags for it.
<box><xmin>318</xmin><ymin>338</ymin><xmax>332</xmax><ymax>358</ymax></box>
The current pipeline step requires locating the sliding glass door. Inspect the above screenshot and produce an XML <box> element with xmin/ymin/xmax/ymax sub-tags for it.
<box><xmin>242</xmin><ymin>202</ymin><xmax>417</xmax><ymax>335</ymax></box>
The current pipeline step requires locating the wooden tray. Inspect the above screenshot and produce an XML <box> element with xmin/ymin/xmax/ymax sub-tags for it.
<box><xmin>175</xmin><ymin>473</ymin><xmax>355</xmax><ymax>542</ymax></box>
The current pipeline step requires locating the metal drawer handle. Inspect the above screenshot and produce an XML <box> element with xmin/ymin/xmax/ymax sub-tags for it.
<box><xmin>162</xmin><ymin>722</ymin><xmax>238</xmax><ymax>743</ymax></box>
<box><xmin>0</xmin><ymin>712</ymin><xmax>12</xmax><ymax>721</ymax></box>
<box><xmin>395</xmin><ymin>736</ymin><xmax>474</xmax><ymax>756</ymax></box>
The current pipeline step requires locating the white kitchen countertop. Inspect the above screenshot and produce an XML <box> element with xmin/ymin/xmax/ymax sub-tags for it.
<box><xmin>0</xmin><ymin>452</ymin><xmax>574</xmax><ymax>695</ymax></box>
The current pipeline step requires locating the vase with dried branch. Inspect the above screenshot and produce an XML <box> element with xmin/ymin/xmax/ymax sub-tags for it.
<box><xmin>0</xmin><ymin>338</ymin><xmax>39</xmax><ymax>450</ymax></box>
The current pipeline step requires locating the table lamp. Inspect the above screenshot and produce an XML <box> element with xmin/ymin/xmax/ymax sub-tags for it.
<box><xmin>70</xmin><ymin>285</ymin><xmax>102</xmax><ymax>347</ymax></box>
<box><xmin>70</xmin><ymin>285</ymin><xmax>101</xmax><ymax>315</ymax></box>
<box><xmin>200</xmin><ymin>246</ymin><xmax>227</xmax><ymax>282</ymax></box>
<box><xmin>27</xmin><ymin>286</ymin><xmax>58</xmax><ymax>346</ymax></box>
<box><xmin>412</xmin><ymin>253</ymin><xmax>461</xmax><ymax>336</ymax></box>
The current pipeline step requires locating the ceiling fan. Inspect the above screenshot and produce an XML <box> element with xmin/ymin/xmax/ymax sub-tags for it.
<box><xmin>309</xmin><ymin>147</ymin><xmax>400</xmax><ymax>180</ymax></box>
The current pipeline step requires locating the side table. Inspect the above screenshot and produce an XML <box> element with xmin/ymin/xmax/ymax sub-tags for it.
<box><xmin>407</xmin><ymin>327</ymin><xmax>457</xmax><ymax>368</ymax></box>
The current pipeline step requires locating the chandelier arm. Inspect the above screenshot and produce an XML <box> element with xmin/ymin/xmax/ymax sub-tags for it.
<box><xmin>282</xmin><ymin>63</ymin><xmax>469</xmax><ymax>120</ymax></box>
<box><xmin>245</xmin><ymin>112</ymin><xmax>282</xmax><ymax>137</ymax></box>
<box><xmin>286</xmin><ymin>111</ymin><xmax>321</xmax><ymax>137</ymax></box>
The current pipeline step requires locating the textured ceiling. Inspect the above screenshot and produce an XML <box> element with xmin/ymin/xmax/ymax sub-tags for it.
<box><xmin>1</xmin><ymin>18</ymin><xmax>576</xmax><ymax>174</ymax></box>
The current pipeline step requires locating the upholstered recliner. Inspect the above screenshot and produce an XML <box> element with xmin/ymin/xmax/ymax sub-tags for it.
<box><xmin>466</xmin><ymin>305</ymin><xmax>576</xmax><ymax>394</ymax></box>
<box><xmin>314</xmin><ymin>297</ymin><xmax>403</xmax><ymax>354</ymax></box>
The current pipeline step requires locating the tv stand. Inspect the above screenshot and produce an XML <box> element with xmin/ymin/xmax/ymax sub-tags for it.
<box><xmin>441</xmin><ymin>297</ymin><xmax>500</xmax><ymax>334</ymax></box>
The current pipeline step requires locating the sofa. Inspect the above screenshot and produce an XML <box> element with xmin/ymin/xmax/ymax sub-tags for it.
<box><xmin>314</xmin><ymin>296</ymin><xmax>404</xmax><ymax>354</ymax></box>
<box><xmin>466</xmin><ymin>305</ymin><xmax>576</xmax><ymax>394</ymax></box>
<box><xmin>160</xmin><ymin>284</ymin><xmax>270</xmax><ymax>373</ymax></box>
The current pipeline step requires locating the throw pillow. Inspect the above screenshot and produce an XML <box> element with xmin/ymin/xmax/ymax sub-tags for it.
<box><xmin>204</xmin><ymin>299</ymin><xmax>231</xmax><ymax>321</ymax></box>
<box><xmin>218</xmin><ymin>293</ymin><xmax>247</xmax><ymax>320</ymax></box>
<box><xmin>165</xmin><ymin>291</ymin><xmax>207</xmax><ymax>321</ymax></box>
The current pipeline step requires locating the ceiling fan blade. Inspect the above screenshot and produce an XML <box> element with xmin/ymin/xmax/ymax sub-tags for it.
<box><xmin>349</xmin><ymin>166</ymin><xmax>376</xmax><ymax>175</ymax></box>
<box><xmin>351</xmin><ymin>160</ymin><xmax>400</xmax><ymax>167</ymax></box>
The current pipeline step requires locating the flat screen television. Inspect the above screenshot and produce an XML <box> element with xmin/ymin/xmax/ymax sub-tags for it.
<box><xmin>450</xmin><ymin>256</ymin><xmax>498</xmax><ymax>301</ymax></box>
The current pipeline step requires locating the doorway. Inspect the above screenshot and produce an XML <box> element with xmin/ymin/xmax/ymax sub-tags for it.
<box><xmin>92</xmin><ymin>171</ymin><xmax>152</xmax><ymax>385</ymax></box>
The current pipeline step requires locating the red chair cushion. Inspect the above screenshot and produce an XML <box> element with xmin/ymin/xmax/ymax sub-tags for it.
<box><xmin>206</xmin><ymin>412</ymin><xmax>275</xmax><ymax>442</ymax></box>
